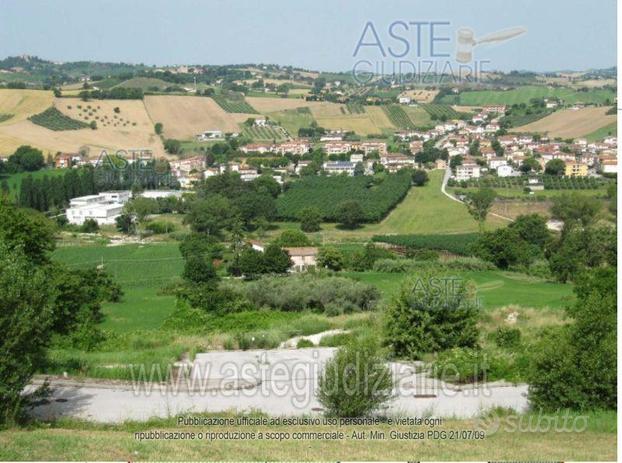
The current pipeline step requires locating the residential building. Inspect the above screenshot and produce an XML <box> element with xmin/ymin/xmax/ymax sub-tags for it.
<box><xmin>379</xmin><ymin>154</ymin><xmax>415</xmax><ymax>172</ymax></box>
<box><xmin>274</xmin><ymin>140</ymin><xmax>310</xmax><ymax>155</ymax></box>
<box><xmin>564</xmin><ymin>162</ymin><xmax>588</xmax><ymax>177</ymax></box>
<box><xmin>455</xmin><ymin>162</ymin><xmax>481</xmax><ymax>181</ymax></box>
<box><xmin>357</xmin><ymin>141</ymin><xmax>387</xmax><ymax>156</ymax></box>
<box><xmin>323</xmin><ymin>142</ymin><xmax>352</xmax><ymax>154</ymax></box>
<box><xmin>323</xmin><ymin>161</ymin><xmax>356</xmax><ymax>176</ymax></box>
<box><xmin>284</xmin><ymin>247</ymin><xmax>318</xmax><ymax>272</ymax></box>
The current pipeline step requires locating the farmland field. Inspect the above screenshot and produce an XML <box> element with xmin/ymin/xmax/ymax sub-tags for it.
<box><xmin>382</xmin><ymin>105</ymin><xmax>415</xmax><ymax>129</ymax></box>
<box><xmin>29</xmin><ymin>106</ymin><xmax>89</xmax><ymax>130</ymax></box>
<box><xmin>420</xmin><ymin>103</ymin><xmax>463</xmax><ymax>120</ymax></box>
<box><xmin>267</xmin><ymin>107</ymin><xmax>316</xmax><ymax>135</ymax></box>
<box><xmin>144</xmin><ymin>95</ymin><xmax>246</xmax><ymax>138</ymax></box>
<box><xmin>246</xmin><ymin>96</ymin><xmax>326</xmax><ymax>113</ymax></box>
<box><xmin>0</xmin><ymin>89</ymin><xmax>54</xmax><ymax>125</ymax></box>
<box><xmin>212</xmin><ymin>94</ymin><xmax>258</xmax><ymax>113</ymax></box>
<box><xmin>312</xmin><ymin>105</ymin><xmax>393</xmax><ymax>135</ymax></box>
<box><xmin>241</xmin><ymin>124</ymin><xmax>287</xmax><ymax>141</ymax></box>
<box><xmin>112</xmin><ymin>77</ymin><xmax>172</xmax><ymax>91</ymax></box>
<box><xmin>276</xmin><ymin>172</ymin><xmax>412</xmax><ymax>222</ymax></box>
<box><xmin>512</xmin><ymin>106</ymin><xmax>616</xmax><ymax>138</ymax></box>
<box><xmin>441</xmin><ymin>86</ymin><xmax>616</xmax><ymax>106</ymax></box>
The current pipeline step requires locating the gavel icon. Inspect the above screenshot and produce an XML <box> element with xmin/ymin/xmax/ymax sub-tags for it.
<box><xmin>455</xmin><ymin>26</ymin><xmax>527</xmax><ymax>63</ymax></box>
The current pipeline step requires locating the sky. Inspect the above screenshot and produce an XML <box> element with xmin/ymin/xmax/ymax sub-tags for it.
<box><xmin>0</xmin><ymin>0</ymin><xmax>616</xmax><ymax>72</ymax></box>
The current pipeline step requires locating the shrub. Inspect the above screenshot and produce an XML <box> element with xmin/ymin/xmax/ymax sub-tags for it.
<box><xmin>317</xmin><ymin>246</ymin><xmax>345</xmax><ymax>271</ymax></box>
<box><xmin>317</xmin><ymin>336</ymin><xmax>393</xmax><ymax>417</ymax></box>
<box><xmin>272</xmin><ymin>229</ymin><xmax>311</xmax><ymax>247</ymax></box>
<box><xmin>297</xmin><ymin>339</ymin><xmax>314</xmax><ymax>348</ymax></box>
<box><xmin>493</xmin><ymin>327</ymin><xmax>522</xmax><ymax>348</ymax></box>
<box><xmin>145</xmin><ymin>221</ymin><xmax>176</xmax><ymax>234</ymax></box>
<box><xmin>433</xmin><ymin>348</ymin><xmax>490</xmax><ymax>383</ymax></box>
<box><xmin>384</xmin><ymin>271</ymin><xmax>479</xmax><ymax>359</ymax></box>
<box><xmin>80</xmin><ymin>218</ymin><xmax>99</xmax><ymax>233</ymax></box>
<box><xmin>220</xmin><ymin>274</ymin><xmax>380</xmax><ymax>313</ymax></box>
<box><xmin>319</xmin><ymin>332</ymin><xmax>353</xmax><ymax>347</ymax></box>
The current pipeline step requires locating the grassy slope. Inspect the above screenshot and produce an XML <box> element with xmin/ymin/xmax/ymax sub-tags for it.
<box><xmin>53</xmin><ymin>243</ymin><xmax>183</xmax><ymax>332</ymax></box>
<box><xmin>0</xmin><ymin>410</ymin><xmax>615</xmax><ymax>460</ymax></box>
<box><xmin>442</xmin><ymin>86</ymin><xmax>615</xmax><ymax>106</ymax></box>
<box><xmin>586</xmin><ymin>121</ymin><xmax>617</xmax><ymax>141</ymax></box>
<box><xmin>346</xmin><ymin>270</ymin><xmax>574</xmax><ymax>310</ymax></box>
<box><xmin>371</xmin><ymin>170</ymin><xmax>505</xmax><ymax>234</ymax></box>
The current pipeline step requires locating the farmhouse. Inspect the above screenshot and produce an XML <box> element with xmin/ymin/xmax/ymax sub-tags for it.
<box><xmin>196</xmin><ymin>130</ymin><xmax>224</xmax><ymax>141</ymax></box>
<box><xmin>482</xmin><ymin>105</ymin><xmax>507</xmax><ymax>114</ymax></box>
<box><xmin>409</xmin><ymin>140</ymin><xmax>424</xmax><ymax>154</ymax></box>
<box><xmin>284</xmin><ymin>247</ymin><xmax>318</xmax><ymax>272</ymax></box>
<box><xmin>66</xmin><ymin>191</ymin><xmax>130</xmax><ymax>226</ymax></box>
<box><xmin>599</xmin><ymin>156</ymin><xmax>618</xmax><ymax>174</ymax></box>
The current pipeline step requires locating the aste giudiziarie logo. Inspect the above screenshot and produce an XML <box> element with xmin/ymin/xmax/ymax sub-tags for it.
<box><xmin>352</xmin><ymin>20</ymin><xmax>526</xmax><ymax>84</ymax></box>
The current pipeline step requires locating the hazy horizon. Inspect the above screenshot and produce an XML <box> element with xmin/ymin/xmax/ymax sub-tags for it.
<box><xmin>0</xmin><ymin>0</ymin><xmax>616</xmax><ymax>73</ymax></box>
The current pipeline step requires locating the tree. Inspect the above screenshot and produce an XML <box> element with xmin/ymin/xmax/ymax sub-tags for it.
<box><xmin>89</xmin><ymin>120</ymin><xmax>97</xmax><ymax>130</ymax></box>
<box><xmin>154</xmin><ymin>122</ymin><xmax>163</xmax><ymax>135</ymax></box>
<box><xmin>529</xmin><ymin>267</ymin><xmax>616</xmax><ymax>410</ymax></box>
<box><xmin>164</xmin><ymin>139</ymin><xmax>181</xmax><ymax>154</ymax></box>
<box><xmin>336</xmin><ymin>200</ymin><xmax>364</xmax><ymax>229</ymax></box>
<box><xmin>472</xmin><ymin>227</ymin><xmax>534</xmax><ymax>269</ymax></box>
<box><xmin>519</xmin><ymin>157</ymin><xmax>541</xmax><ymax>173</ymax></box>
<box><xmin>262</xmin><ymin>244</ymin><xmax>292</xmax><ymax>274</ymax></box>
<box><xmin>8</xmin><ymin>145</ymin><xmax>45</xmax><ymax>172</ymax></box>
<box><xmin>317</xmin><ymin>336</ymin><xmax>393</xmax><ymax>417</ymax></box>
<box><xmin>184</xmin><ymin>195</ymin><xmax>234</xmax><ymax>238</ymax></box>
<box><xmin>0</xmin><ymin>243</ymin><xmax>53</xmax><ymax>425</ymax></box>
<box><xmin>411</xmin><ymin>169</ymin><xmax>429</xmax><ymax>186</ymax></box>
<box><xmin>449</xmin><ymin>155</ymin><xmax>463</xmax><ymax>169</ymax></box>
<box><xmin>507</xmin><ymin>214</ymin><xmax>551</xmax><ymax>252</ymax></box>
<box><xmin>544</xmin><ymin>158</ymin><xmax>566</xmax><ymax>176</ymax></box>
<box><xmin>0</xmin><ymin>200</ymin><xmax>56</xmax><ymax>264</ymax></box>
<box><xmin>273</xmin><ymin>229</ymin><xmax>311</xmax><ymax>247</ymax></box>
<box><xmin>183</xmin><ymin>254</ymin><xmax>218</xmax><ymax>286</ymax></box>
<box><xmin>465</xmin><ymin>188</ymin><xmax>496</xmax><ymax>232</ymax></box>
<box><xmin>384</xmin><ymin>271</ymin><xmax>479</xmax><ymax>359</ymax></box>
<box><xmin>252</xmin><ymin>174</ymin><xmax>281</xmax><ymax>198</ymax></box>
<box><xmin>317</xmin><ymin>246</ymin><xmax>345</xmax><ymax>271</ymax></box>
<box><xmin>299</xmin><ymin>207</ymin><xmax>322</xmax><ymax>233</ymax></box>
<box><xmin>551</xmin><ymin>193</ymin><xmax>601</xmax><ymax>235</ymax></box>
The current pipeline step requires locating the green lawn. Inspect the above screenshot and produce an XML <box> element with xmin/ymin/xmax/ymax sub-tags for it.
<box><xmin>344</xmin><ymin>270</ymin><xmax>573</xmax><ymax>310</ymax></box>
<box><xmin>441</xmin><ymin>86</ymin><xmax>616</xmax><ymax>106</ymax></box>
<box><xmin>370</xmin><ymin>170</ymin><xmax>505</xmax><ymax>234</ymax></box>
<box><xmin>53</xmin><ymin>243</ymin><xmax>183</xmax><ymax>332</ymax></box>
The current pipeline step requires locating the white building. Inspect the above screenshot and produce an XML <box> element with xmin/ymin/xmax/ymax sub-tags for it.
<box><xmin>66</xmin><ymin>191</ymin><xmax>130</xmax><ymax>226</ymax></box>
<box><xmin>455</xmin><ymin>163</ymin><xmax>481</xmax><ymax>181</ymax></box>
<box><xmin>323</xmin><ymin>161</ymin><xmax>356</xmax><ymax>176</ymax></box>
<box><xmin>139</xmin><ymin>190</ymin><xmax>183</xmax><ymax>199</ymax></box>
<box><xmin>497</xmin><ymin>164</ymin><xmax>517</xmax><ymax>177</ymax></box>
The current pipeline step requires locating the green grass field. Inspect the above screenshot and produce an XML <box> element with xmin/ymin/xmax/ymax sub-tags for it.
<box><xmin>0</xmin><ymin>410</ymin><xmax>615</xmax><ymax>461</ymax></box>
<box><xmin>441</xmin><ymin>86</ymin><xmax>616</xmax><ymax>106</ymax></box>
<box><xmin>586</xmin><ymin>121</ymin><xmax>617</xmax><ymax>141</ymax></box>
<box><xmin>371</xmin><ymin>170</ymin><xmax>506</xmax><ymax>234</ymax></box>
<box><xmin>267</xmin><ymin>107</ymin><xmax>316</xmax><ymax>135</ymax></box>
<box><xmin>346</xmin><ymin>270</ymin><xmax>574</xmax><ymax>310</ymax></box>
<box><xmin>53</xmin><ymin>243</ymin><xmax>183</xmax><ymax>332</ymax></box>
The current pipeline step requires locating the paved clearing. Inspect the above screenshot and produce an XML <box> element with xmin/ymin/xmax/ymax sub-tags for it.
<box><xmin>29</xmin><ymin>348</ymin><xmax>527</xmax><ymax>423</ymax></box>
